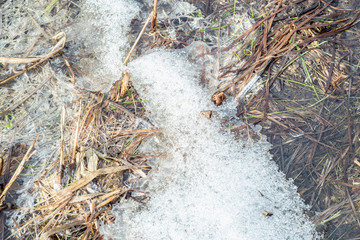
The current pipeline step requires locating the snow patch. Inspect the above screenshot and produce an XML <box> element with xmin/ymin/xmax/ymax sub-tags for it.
<box><xmin>69</xmin><ymin>0</ymin><xmax>140</xmax><ymax>91</ymax></box>
<box><xmin>71</xmin><ymin>1</ymin><xmax>320</xmax><ymax>238</ymax></box>
<box><xmin>102</xmin><ymin>49</ymin><xmax>320</xmax><ymax>239</ymax></box>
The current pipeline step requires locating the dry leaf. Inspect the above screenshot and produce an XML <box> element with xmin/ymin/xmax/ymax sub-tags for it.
<box><xmin>262</xmin><ymin>211</ymin><xmax>273</xmax><ymax>217</ymax></box>
<box><xmin>200</xmin><ymin>110</ymin><xmax>212</xmax><ymax>119</ymax></box>
<box><xmin>212</xmin><ymin>92</ymin><xmax>226</xmax><ymax>105</ymax></box>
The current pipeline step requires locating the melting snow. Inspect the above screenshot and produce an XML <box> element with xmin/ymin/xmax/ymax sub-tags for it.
<box><xmin>75</xmin><ymin>0</ymin><xmax>320</xmax><ymax>239</ymax></box>
<box><xmin>100</xmin><ymin>49</ymin><xmax>320</xmax><ymax>239</ymax></box>
<box><xmin>68</xmin><ymin>0</ymin><xmax>140</xmax><ymax>91</ymax></box>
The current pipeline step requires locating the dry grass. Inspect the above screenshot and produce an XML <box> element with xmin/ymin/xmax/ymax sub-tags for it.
<box><xmin>211</xmin><ymin>1</ymin><xmax>360</xmax><ymax>239</ymax></box>
<box><xmin>0</xmin><ymin>0</ymin><xmax>158</xmax><ymax>238</ymax></box>
<box><xmin>1</xmin><ymin>0</ymin><xmax>359</xmax><ymax>239</ymax></box>
<box><xmin>2</xmin><ymin>86</ymin><xmax>159</xmax><ymax>239</ymax></box>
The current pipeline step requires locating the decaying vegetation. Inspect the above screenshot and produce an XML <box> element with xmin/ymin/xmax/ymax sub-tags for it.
<box><xmin>0</xmin><ymin>1</ymin><xmax>158</xmax><ymax>238</ymax></box>
<box><xmin>210</xmin><ymin>1</ymin><xmax>360</xmax><ymax>239</ymax></box>
<box><xmin>0</xmin><ymin>0</ymin><xmax>359</xmax><ymax>239</ymax></box>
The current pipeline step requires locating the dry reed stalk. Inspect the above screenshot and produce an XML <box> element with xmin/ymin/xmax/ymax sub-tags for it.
<box><xmin>79</xmin><ymin>93</ymin><xmax>97</xmax><ymax>132</ymax></box>
<box><xmin>56</xmin><ymin>166</ymin><xmax>132</xmax><ymax>198</ymax></box>
<box><xmin>39</xmin><ymin>220</ymin><xmax>85</xmax><ymax>240</ymax></box>
<box><xmin>96</xmin><ymin>189</ymin><xmax>126</xmax><ymax>209</ymax></box>
<box><xmin>68</xmin><ymin>193</ymin><xmax>103</xmax><ymax>204</ymax></box>
<box><xmin>151</xmin><ymin>0</ymin><xmax>158</xmax><ymax>31</ymax></box>
<box><xmin>35</xmin><ymin>165</ymin><xmax>132</xmax><ymax>213</ymax></box>
<box><xmin>58</xmin><ymin>106</ymin><xmax>66</xmax><ymax>187</ymax></box>
<box><xmin>82</xmin><ymin>200</ymin><xmax>96</xmax><ymax>240</ymax></box>
<box><xmin>71</xmin><ymin>103</ymin><xmax>82</xmax><ymax>166</ymax></box>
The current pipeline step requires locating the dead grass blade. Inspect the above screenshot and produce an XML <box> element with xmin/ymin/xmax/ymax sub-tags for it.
<box><xmin>39</xmin><ymin>220</ymin><xmax>85</xmax><ymax>240</ymax></box>
<box><xmin>123</xmin><ymin>11</ymin><xmax>153</xmax><ymax>66</ymax></box>
<box><xmin>0</xmin><ymin>57</ymin><xmax>41</xmax><ymax>64</ymax></box>
<box><xmin>58</xmin><ymin>166</ymin><xmax>132</xmax><ymax>199</ymax></box>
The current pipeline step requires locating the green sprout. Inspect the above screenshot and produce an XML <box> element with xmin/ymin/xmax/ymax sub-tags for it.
<box><xmin>192</xmin><ymin>9</ymin><xmax>204</xmax><ymax>18</ymax></box>
<box><xmin>1</xmin><ymin>113</ymin><xmax>14</xmax><ymax>129</ymax></box>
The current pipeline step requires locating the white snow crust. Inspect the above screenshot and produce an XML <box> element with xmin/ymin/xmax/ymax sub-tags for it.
<box><xmin>69</xmin><ymin>0</ymin><xmax>140</xmax><ymax>91</ymax></box>
<box><xmin>100</xmin><ymin>49</ymin><xmax>320</xmax><ymax>239</ymax></box>
<box><xmin>75</xmin><ymin>0</ymin><xmax>320</xmax><ymax>239</ymax></box>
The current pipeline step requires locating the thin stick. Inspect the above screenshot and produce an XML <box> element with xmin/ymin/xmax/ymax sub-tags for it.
<box><xmin>71</xmin><ymin>103</ymin><xmax>82</xmax><ymax>165</ymax></box>
<box><xmin>60</xmin><ymin>52</ymin><xmax>76</xmax><ymax>84</ymax></box>
<box><xmin>346</xmin><ymin>187</ymin><xmax>360</xmax><ymax>228</ymax></box>
<box><xmin>25</xmin><ymin>8</ymin><xmax>51</xmax><ymax>38</ymax></box>
<box><xmin>0</xmin><ymin>57</ymin><xmax>41</xmax><ymax>64</ymax></box>
<box><xmin>58</xmin><ymin>106</ymin><xmax>66</xmax><ymax>186</ymax></box>
<box><xmin>0</xmin><ymin>135</ymin><xmax>39</xmax><ymax>205</ymax></box>
<box><xmin>122</xmin><ymin>11</ymin><xmax>153</xmax><ymax>66</ymax></box>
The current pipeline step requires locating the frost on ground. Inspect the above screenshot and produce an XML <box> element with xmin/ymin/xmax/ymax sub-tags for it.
<box><xmin>0</xmin><ymin>0</ymin><xmax>79</xmax><ymax>224</ymax></box>
<box><xmin>100</xmin><ymin>49</ymin><xmax>320</xmax><ymax>239</ymax></box>
<box><xmin>0</xmin><ymin>0</ymin><xmax>141</xmax><ymax>232</ymax></box>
